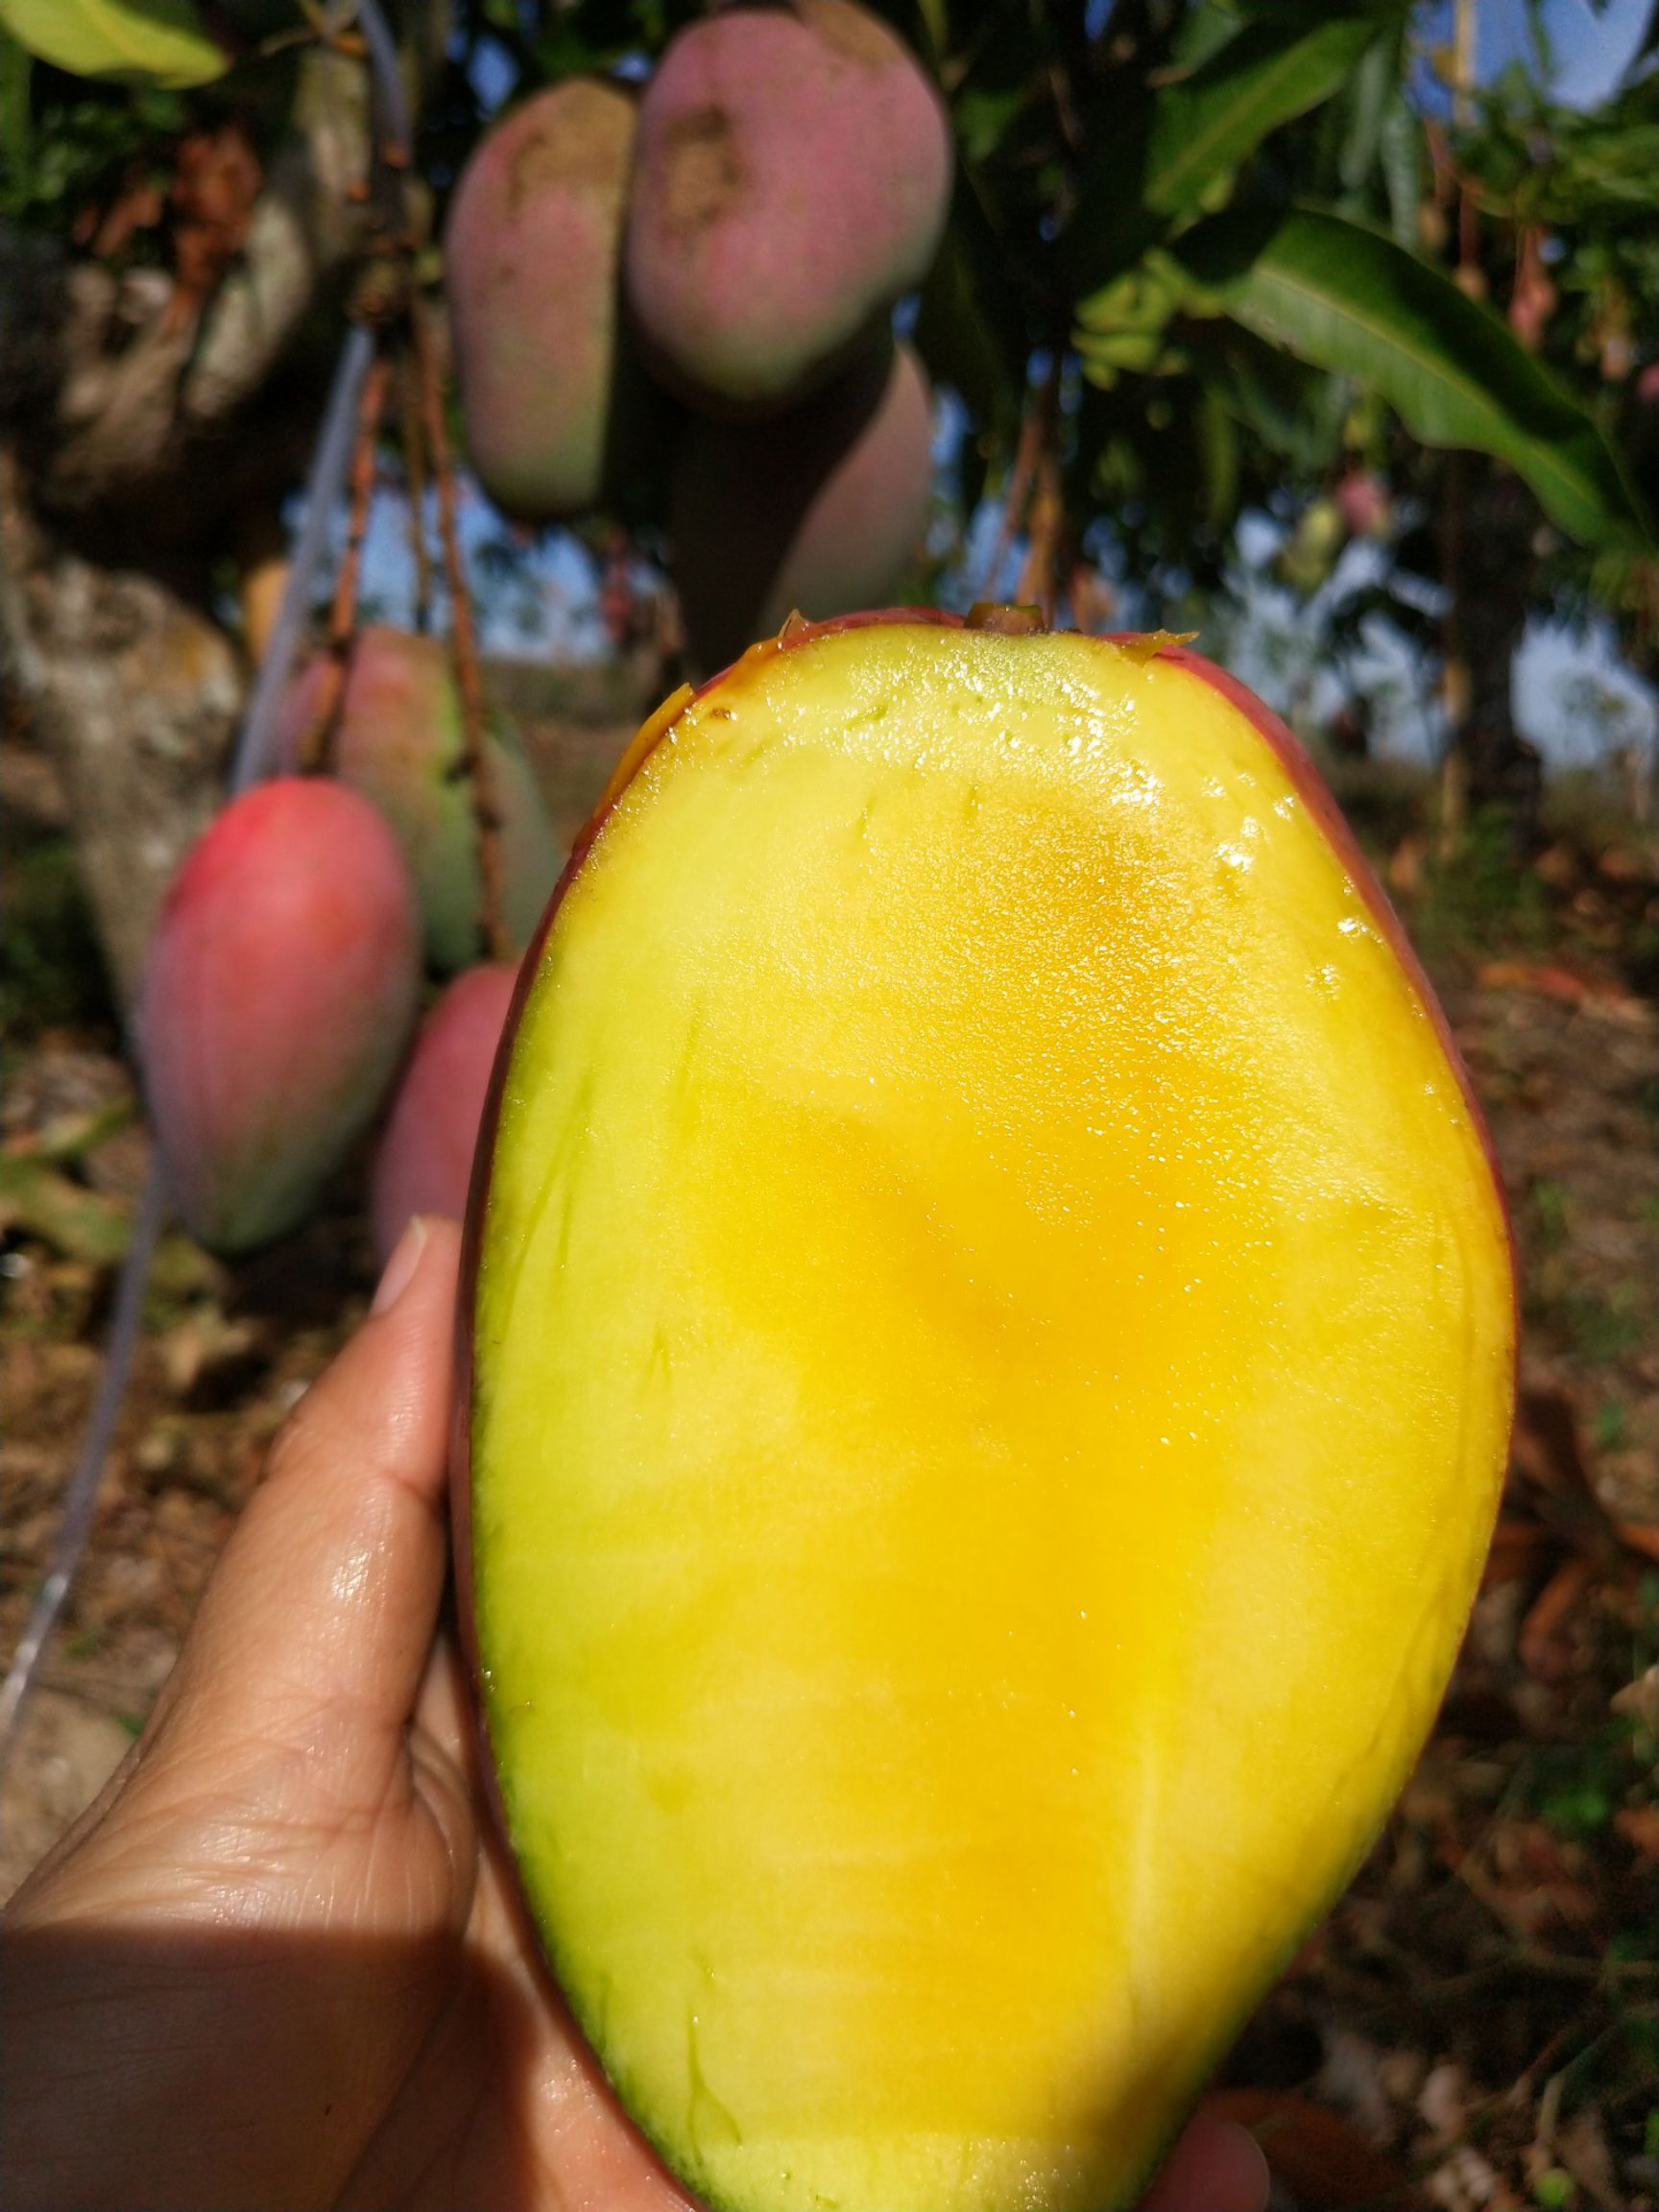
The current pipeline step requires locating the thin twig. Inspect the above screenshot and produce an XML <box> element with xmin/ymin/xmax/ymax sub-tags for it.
<box><xmin>231</xmin><ymin>325</ymin><xmax>379</xmax><ymax>797</ymax></box>
<box><xmin>0</xmin><ymin>1168</ymin><xmax>167</xmax><ymax>1774</ymax></box>
<box><xmin>1015</xmin><ymin>448</ymin><xmax>1065</xmax><ymax>626</ymax></box>
<box><xmin>979</xmin><ymin>398</ymin><xmax>1044</xmax><ymax>603</ymax></box>
<box><xmin>354</xmin><ymin>0</ymin><xmax>412</xmax><ymax>162</ymax></box>
<box><xmin>400</xmin><ymin>345</ymin><xmax>433</xmax><ymax>634</ymax></box>
<box><xmin>293</xmin><ymin>349</ymin><xmax>389</xmax><ymax>771</ymax></box>
<box><xmin>978</xmin><ymin>354</ymin><xmax>1063</xmax><ymax>606</ymax></box>
<box><xmin>329</xmin><ymin>352</ymin><xmax>389</xmax><ymax>657</ymax></box>
<box><xmin>411</xmin><ymin>289</ymin><xmax>507</xmax><ymax>961</ymax></box>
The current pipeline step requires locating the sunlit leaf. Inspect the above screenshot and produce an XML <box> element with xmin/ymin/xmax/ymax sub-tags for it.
<box><xmin>0</xmin><ymin>0</ymin><xmax>226</xmax><ymax>86</ymax></box>
<box><xmin>1170</xmin><ymin>206</ymin><xmax>1651</xmax><ymax>549</ymax></box>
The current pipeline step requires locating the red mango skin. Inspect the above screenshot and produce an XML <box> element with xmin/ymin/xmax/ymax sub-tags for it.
<box><xmin>624</xmin><ymin>1</ymin><xmax>951</xmax><ymax>413</ymax></box>
<box><xmin>445</xmin><ymin>79</ymin><xmax>638</xmax><ymax>520</ymax></box>
<box><xmin>450</xmin><ymin>607</ymin><xmax>1515</xmax><ymax>1942</ymax></box>
<box><xmin>371</xmin><ymin>962</ymin><xmax>518</xmax><ymax>1265</ymax></box>
<box><xmin>142</xmin><ymin>779</ymin><xmax>421</xmax><ymax>1254</ymax></box>
<box><xmin>669</xmin><ymin>342</ymin><xmax>935</xmax><ymax>674</ymax></box>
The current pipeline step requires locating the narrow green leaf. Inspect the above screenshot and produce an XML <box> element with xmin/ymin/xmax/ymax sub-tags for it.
<box><xmin>914</xmin><ymin>227</ymin><xmax>1012</xmax><ymax>429</ymax></box>
<box><xmin>0</xmin><ymin>31</ymin><xmax>30</xmax><ymax>180</ymax></box>
<box><xmin>1142</xmin><ymin>13</ymin><xmax>1381</xmax><ymax>217</ymax></box>
<box><xmin>1169</xmin><ymin>207</ymin><xmax>1650</xmax><ymax>550</ymax></box>
<box><xmin>1377</xmin><ymin>94</ymin><xmax>1420</xmax><ymax>246</ymax></box>
<box><xmin>0</xmin><ymin>0</ymin><xmax>226</xmax><ymax>88</ymax></box>
<box><xmin>913</xmin><ymin>0</ymin><xmax>948</xmax><ymax>63</ymax></box>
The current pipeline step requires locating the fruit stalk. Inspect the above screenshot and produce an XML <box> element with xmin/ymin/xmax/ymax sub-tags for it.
<box><xmin>979</xmin><ymin>354</ymin><xmax>1061</xmax><ymax>603</ymax></box>
<box><xmin>412</xmin><ymin>292</ymin><xmax>508</xmax><ymax>962</ymax></box>
<box><xmin>295</xmin><ymin>349</ymin><xmax>391</xmax><ymax>772</ymax></box>
<box><xmin>399</xmin><ymin>346</ymin><xmax>433</xmax><ymax>634</ymax></box>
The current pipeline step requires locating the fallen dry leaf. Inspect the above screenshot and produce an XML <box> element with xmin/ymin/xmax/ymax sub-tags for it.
<box><xmin>1482</xmin><ymin>1518</ymin><xmax>1555</xmax><ymax>1590</ymax></box>
<box><xmin>1612</xmin><ymin>1519</ymin><xmax>1659</xmax><ymax>1566</ymax></box>
<box><xmin>1475</xmin><ymin>961</ymin><xmax>1649</xmax><ymax>1024</ymax></box>
<box><xmin>1509</xmin><ymin>1387</ymin><xmax>1598</xmax><ymax>1505</ymax></box>
<box><xmin>1613</xmin><ymin>1805</ymin><xmax>1659</xmax><ymax>1861</ymax></box>
<box><xmin>1518</xmin><ymin>1553</ymin><xmax>1598</xmax><ymax>1682</ymax></box>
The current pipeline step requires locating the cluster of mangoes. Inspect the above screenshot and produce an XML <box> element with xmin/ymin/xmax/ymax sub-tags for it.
<box><xmin>442</xmin><ymin>0</ymin><xmax>951</xmax><ymax>669</ymax></box>
<box><xmin>141</xmin><ymin>628</ymin><xmax>546</xmax><ymax>1258</ymax></box>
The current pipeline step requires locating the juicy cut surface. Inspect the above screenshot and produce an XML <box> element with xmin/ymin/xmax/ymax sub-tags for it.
<box><xmin>469</xmin><ymin>625</ymin><xmax>1514</xmax><ymax>2212</ymax></box>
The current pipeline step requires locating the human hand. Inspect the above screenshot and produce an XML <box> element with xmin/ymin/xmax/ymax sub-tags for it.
<box><xmin>0</xmin><ymin>1215</ymin><xmax>1270</xmax><ymax>2212</ymax></box>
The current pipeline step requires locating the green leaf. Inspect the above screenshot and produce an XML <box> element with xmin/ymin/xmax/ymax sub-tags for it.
<box><xmin>0</xmin><ymin>32</ymin><xmax>30</xmax><ymax>178</ymax></box>
<box><xmin>913</xmin><ymin>226</ymin><xmax>1013</xmax><ymax>430</ymax></box>
<box><xmin>0</xmin><ymin>0</ymin><xmax>226</xmax><ymax>87</ymax></box>
<box><xmin>1067</xmin><ymin>12</ymin><xmax>1384</xmax><ymax>296</ymax></box>
<box><xmin>1377</xmin><ymin>94</ymin><xmax>1420</xmax><ymax>245</ymax></box>
<box><xmin>1168</xmin><ymin>207</ymin><xmax>1651</xmax><ymax>550</ymax></box>
<box><xmin>954</xmin><ymin>83</ymin><xmax>1027</xmax><ymax>164</ymax></box>
<box><xmin>1142</xmin><ymin>13</ymin><xmax>1381</xmax><ymax>217</ymax></box>
<box><xmin>913</xmin><ymin>0</ymin><xmax>947</xmax><ymax>63</ymax></box>
<box><xmin>0</xmin><ymin>1153</ymin><xmax>132</xmax><ymax>1264</ymax></box>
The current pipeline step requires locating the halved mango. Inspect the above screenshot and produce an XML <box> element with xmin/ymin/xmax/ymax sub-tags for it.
<box><xmin>462</xmin><ymin>614</ymin><xmax>1513</xmax><ymax>2212</ymax></box>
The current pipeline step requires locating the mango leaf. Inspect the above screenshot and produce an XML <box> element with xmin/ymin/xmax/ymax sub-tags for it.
<box><xmin>1167</xmin><ymin>207</ymin><xmax>1651</xmax><ymax>551</ymax></box>
<box><xmin>0</xmin><ymin>32</ymin><xmax>29</xmax><ymax>178</ymax></box>
<box><xmin>1143</xmin><ymin>13</ymin><xmax>1381</xmax><ymax>217</ymax></box>
<box><xmin>0</xmin><ymin>0</ymin><xmax>226</xmax><ymax>87</ymax></box>
<box><xmin>914</xmin><ymin>227</ymin><xmax>1014</xmax><ymax>431</ymax></box>
<box><xmin>1068</xmin><ymin>12</ymin><xmax>1382</xmax><ymax>294</ymax></box>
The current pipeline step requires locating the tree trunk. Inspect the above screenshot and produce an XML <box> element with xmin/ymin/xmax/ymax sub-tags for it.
<box><xmin>0</xmin><ymin>453</ymin><xmax>241</xmax><ymax>1017</ymax></box>
<box><xmin>1441</xmin><ymin>455</ymin><xmax>1542</xmax><ymax>827</ymax></box>
<box><xmin>0</xmin><ymin>45</ymin><xmax>376</xmax><ymax>1016</ymax></box>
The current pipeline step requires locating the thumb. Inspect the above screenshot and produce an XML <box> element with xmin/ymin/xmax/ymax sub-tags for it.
<box><xmin>13</xmin><ymin>1214</ymin><xmax>469</xmax><ymax>1913</ymax></box>
<box><xmin>132</xmin><ymin>1213</ymin><xmax>465</xmax><ymax>1831</ymax></box>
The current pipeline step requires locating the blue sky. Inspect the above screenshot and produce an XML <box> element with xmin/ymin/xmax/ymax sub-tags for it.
<box><xmin>1415</xmin><ymin>0</ymin><xmax>1652</xmax><ymax>108</ymax></box>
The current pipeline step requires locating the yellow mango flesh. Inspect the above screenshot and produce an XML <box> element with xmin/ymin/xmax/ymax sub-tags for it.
<box><xmin>469</xmin><ymin>624</ymin><xmax>1513</xmax><ymax>2212</ymax></box>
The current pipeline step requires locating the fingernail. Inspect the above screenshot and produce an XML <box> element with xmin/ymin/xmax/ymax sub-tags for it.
<box><xmin>372</xmin><ymin>1214</ymin><xmax>430</xmax><ymax>1316</ymax></box>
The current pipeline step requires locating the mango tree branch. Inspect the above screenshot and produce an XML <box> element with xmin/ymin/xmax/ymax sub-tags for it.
<box><xmin>294</xmin><ymin>346</ymin><xmax>390</xmax><ymax>772</ymax></box>
<box><xmin>411</xmin><ymin>291</ymin><xmax>508</xmax><ymax>962</ymax></box>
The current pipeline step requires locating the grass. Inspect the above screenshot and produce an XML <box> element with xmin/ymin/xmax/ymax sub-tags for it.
<box><xmin>1409</xmin><ymin>806</ymin><xmax>1554</xmax><ymax>965</ymax></box>
<box><xmin>0</xmin><ymin>831</ymin><xmax>115</xmax><ymax>1041</ymax></box>
<box><xmin>1561</xmin><ymin>1288</ymin><xmax>1648</xmax><ymax>1366</ymax></box>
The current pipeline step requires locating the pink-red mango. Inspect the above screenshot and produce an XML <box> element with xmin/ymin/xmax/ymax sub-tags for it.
<box><xmin>141</xmin><ymin>779</ymin><xmax>421</xmax><ymax>1253</ymax></box>
<box><xmin>670</xmin><ymin>342</ymin><xmax>934</xmax><ymax>672</ymax></box>
<box><xmin>445</xmin><ymin>79</ymin><xmax>637</xmax><ymax>519</ymax></box>
<box><xmin>625</xmin><ymin>1</ymin><xmax>950</xmax><ymax>412</ymax></box>
<box><xmin>370</xmin><ymin>962</ymin><xmax>517</xmax><ymax>1264</ymax></box>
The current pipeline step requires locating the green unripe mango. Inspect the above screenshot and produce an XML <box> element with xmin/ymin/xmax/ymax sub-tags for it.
<box><xmin>279</xmin><ymin>627</ymin><xmax>560</xmax><ymax>974</ymax></box>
